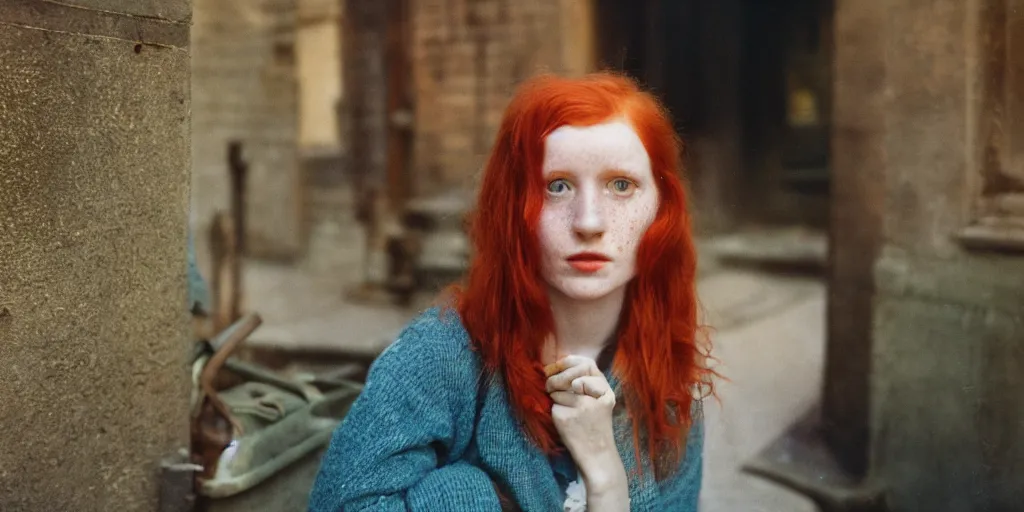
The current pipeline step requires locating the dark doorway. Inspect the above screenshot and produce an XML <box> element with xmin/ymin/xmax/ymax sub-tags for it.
<box><xmin>593</xmin><ymin>0</ymin><xmax>834</xmax><ymax>231</ymax></box>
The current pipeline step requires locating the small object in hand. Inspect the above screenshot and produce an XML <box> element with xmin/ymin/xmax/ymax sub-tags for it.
<box><xmin>543</xmin><ymin>361</ymin><xmax>563</xmax><ymax>378</ymax></box>
<box><xmin>563</xmin><ymin>478</ymin><xmax>587</xmax><ymax>512</ymax></box>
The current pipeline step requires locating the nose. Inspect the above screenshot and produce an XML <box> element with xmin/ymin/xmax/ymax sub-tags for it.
<box><xmin>572</xmin><ymin>186</ymin><xmax>605</xmax><ymax>240</ymax></box>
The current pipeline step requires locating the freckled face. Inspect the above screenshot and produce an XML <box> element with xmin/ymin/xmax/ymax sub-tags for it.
<box><xmin>538</xmin><ymin>120</ymin><xmax>659</xmax><ymax>301</ymax></box>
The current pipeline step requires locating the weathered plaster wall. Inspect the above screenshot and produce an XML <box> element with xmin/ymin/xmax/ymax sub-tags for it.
<box><xmin>872</xmin><ymin>249</ymin><xmax>1024</xmax><ymax>510</ymax></box>
<box><xmin>836</xmin><ymin>0</ymin><xmax>1024</xmax><ymax>509</ymax></box>
<box><xmin>0</xmin><ymin>1</ymin><xmax>192</xmax><ymax>510</ymax></box>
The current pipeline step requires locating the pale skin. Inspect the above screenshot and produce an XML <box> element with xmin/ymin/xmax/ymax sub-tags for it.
<box><xmin>537</xmin><ymin>119</ymin><xmax>659</xmax><ymax>510</ymax></box>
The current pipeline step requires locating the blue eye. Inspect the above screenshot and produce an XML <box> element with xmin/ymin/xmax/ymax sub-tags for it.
<box><xmin>608</xmin><ymin>178</ymin><xmax>636</xmax><ymax>196</ymax></box>
<box><xmin>546</xmin><ymin>179</ymin><xmax>571</xmax><ymax>195</ymax></box>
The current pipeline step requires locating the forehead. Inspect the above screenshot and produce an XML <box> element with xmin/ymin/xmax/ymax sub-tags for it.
<box><xmin>542</xmin><ymin>120</ymin><xmax>651</xmax><ymax>172</ymax></box>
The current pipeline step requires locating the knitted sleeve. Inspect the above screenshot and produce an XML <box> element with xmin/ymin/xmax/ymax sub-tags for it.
<box><xmin>307</xmin><ymin>318</ymin><xmax>502</xmax><ymax>512</ymax></box>
<box><xmin>655</xmin><ymin>400</ymin><xmax>705</xmax><ymax>511</ymax></box>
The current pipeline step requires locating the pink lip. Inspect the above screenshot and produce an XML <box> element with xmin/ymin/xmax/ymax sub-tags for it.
<box><xmin>566</xmin><ymin>252</ymin><xmax>611</xmax><ymax>273</ymax></box>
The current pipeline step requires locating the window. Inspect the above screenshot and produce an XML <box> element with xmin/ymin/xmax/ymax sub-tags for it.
<box><xmin>960</xmin><ymin>0</ymin><xmax>1024</xmax><ymax>252</ymax></box>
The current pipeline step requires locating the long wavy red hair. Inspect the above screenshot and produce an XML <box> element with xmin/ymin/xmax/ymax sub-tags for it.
<box><xmin>449</xmin><ymin>72</ymin><xmax>711</xmax><ymax>478</ymax></box>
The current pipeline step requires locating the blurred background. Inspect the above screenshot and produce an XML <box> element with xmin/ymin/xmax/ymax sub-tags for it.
<box><xmin>1</xmin><ymin>0</ymin><xmax>1022</xmax><ymax>511</ymax></box>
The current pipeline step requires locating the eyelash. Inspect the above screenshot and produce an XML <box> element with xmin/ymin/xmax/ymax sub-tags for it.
<box><xmin>545</xmin><ymin>178</ymin><xmax>638</xmax><ymax>196</ymax></box>
<box><xmin>608</xmin><ymin>178</ymin><xmax>636</xmax><ymax>195</ymax></box>
<box><xmin>547</xmin><ymin>179</ymin><xmax>571</xmax><ymax>195</ymax></box>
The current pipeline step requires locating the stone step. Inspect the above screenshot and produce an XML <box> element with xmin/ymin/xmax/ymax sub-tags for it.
<box><xmin>404</xmin><ymin>191</ymin><xmax>471</xmax><ymax>232</ymax></box>
<box><xmin>707</xmin><ymin>227</ymin><xmax>828</xmax><ymax>273</ymax></box>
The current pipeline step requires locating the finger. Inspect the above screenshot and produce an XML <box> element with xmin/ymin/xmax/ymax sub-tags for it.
<box><xmin>551</xmin><ymin>403</ymin><xmax>571</xmax><ymax>421</ymax></box>
<box><xmin>570</xmin><ymin>376</ymin><xmax>612</xmax><ymax>400</ymax></box>
<box><xmin>560</xmin><ymin>355</ymin><xmax>602</xmax><ymax>376</ymax></box>
<box><xmin>549</xmin><ymin>390</ymin><xmax>581</xmax><ymax>407</ymax></box>
<box><xmin>543</xmin><ymin>355</ymin><xmax>600</xmax><ymax>378</ymax></box>
<box><xmin>543</xmin><ymin>359</ymin><xmax>565</xmax><ymax>378</ymax></box>
<box><xmin>546</xmin><ymin>363</ymin><xmax>595</xmax><ymax>393</ymax></box>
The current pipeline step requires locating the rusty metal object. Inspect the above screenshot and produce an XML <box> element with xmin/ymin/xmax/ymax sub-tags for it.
<box><xmin>208</xmin><ymin>142</ymin><xmax>249</xmax><ymax>335</ymax></box>
<box><xmin>378</xmin><ymin>0</ymin><xmax>417</xmax><ymax>305</ymax></box>
<box><xmin>228</xmin><ymin>142</ymin><xmax>249</xmax><ymax>256</ymax></box>
<box><xmin>200</xmin><ymin>313</ymin><xmax>263</xmax><ymax>407</ymax></box>
<box><xmin>384</xmin><ymin>0</ymin><xmax>413</xmax><ymax>212</ymax></box>
<box><xmin>188</xmin><ymin>313</ymin><xmax>368</xmax><ymax>510</ymax></box>
<box><xmin>208</xmin><ymin>213</ymin><xmax>240</xmax><ymax>336</ymax></box>
<box><xmin>191</xmin><ymin>314</ymin><xmax>263</xmax><ymax>480</ymax></box>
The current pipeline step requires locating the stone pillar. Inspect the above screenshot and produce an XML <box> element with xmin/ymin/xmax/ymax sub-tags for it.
<box><xmin>0</xmin><ymin>1</ymin><xmax>192</xmax><ymax>510</ymax></box>
<box><xmin>822</xmin><ymin>0</ymin><xmax>887</xmax><ymax>478</ymax></box>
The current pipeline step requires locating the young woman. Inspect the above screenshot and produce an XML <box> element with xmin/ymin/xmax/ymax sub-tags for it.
<box><xmin>309</xmin><ymin>72</ymin><xmax>713</xmax><ymax>511</ymax></box>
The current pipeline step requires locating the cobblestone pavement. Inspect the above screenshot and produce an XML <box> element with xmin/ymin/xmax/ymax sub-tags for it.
<box><xmin>237</xmin><ymin>235</ymin><xmax>824</xmax><ymax>511</ymax></box>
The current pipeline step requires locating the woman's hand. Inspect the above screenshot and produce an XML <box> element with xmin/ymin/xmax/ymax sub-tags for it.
<box><xmin>545</xmin><ymin>356</ymin><xmax>629</xmax><ymax>510</ymax></box>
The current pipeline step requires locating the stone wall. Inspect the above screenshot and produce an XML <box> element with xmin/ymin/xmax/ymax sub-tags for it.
<box><xmin>336</xmin><ymin>0</ymin><xmax>594</xmax><ymax>287</ymax></box>
<box><xmin>191</xmin><ymin>0</ymin><xmax>303</xmax><ymax>262</ymax></box>
<box><xmin>0</xmin><ymin>1</ymin><xmax>192</xmax><ymax>509</ymax></box>
<box><xmin>411</xmin><ymin>0</ymin><xmax>556</xmax><ymax>195</ymax></box>
<box><xmin>408</xmin><ymin>0</ymin><xmax>594</xmax><ymax>198</ymax></box>
<box><xmin>830</xmin><ymin>0</ymin><xmax>1024</xmax><ymax>509</ymax></box>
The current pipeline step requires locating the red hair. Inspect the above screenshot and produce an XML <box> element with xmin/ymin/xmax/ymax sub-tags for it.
<box><xmin>448</xmin><ymin>72</ymin><xmax>712</xmax><ymax>478</ymax></box>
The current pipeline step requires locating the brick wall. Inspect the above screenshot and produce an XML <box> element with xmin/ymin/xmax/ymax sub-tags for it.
<box><xmin>337</xmin><ymin>0</ymin><xmax>594</xmax><ymax>287</ymax></box>
<box><xmin>191</xmin><ymin>0</ymin><xmax>303</xmax><ymax>264</ymax></box>
<box><xmin>341</xmin><ymin>0</ymin><xmax>596</xmax><ymax>200</ymax></box>
<box><xmin>410</xmin><ymin>0</ymin><xmax>591</xmax><ymax>197</ymax></box>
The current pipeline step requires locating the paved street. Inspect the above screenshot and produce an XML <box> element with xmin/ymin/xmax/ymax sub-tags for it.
<box><xmin>237</xmin><ymin>239</ymin><xmax>825</xmax><ymax>511</ymax></box>
<box><xmin>697</xmin><ymin>270</ymin><xmax>823</xmax><ymax>512</ymax></box>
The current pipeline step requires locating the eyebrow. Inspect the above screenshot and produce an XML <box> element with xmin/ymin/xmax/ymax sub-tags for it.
<box><xmin>604</xmin><ymin>166</ymin><xmax>645</xmax><ymax>179</ymax></box>
<box><xmin>540</xmin><ymin>167</ymin><xmax>648</xmax><ymax>182</ymax></box>
<box><xmin>541</xmin><ymin>146</ymin><xmax>652</xmax><ymax>177</ymax></box>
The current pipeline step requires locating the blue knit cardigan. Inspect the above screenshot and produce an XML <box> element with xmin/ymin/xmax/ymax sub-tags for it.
<box><xmin>308</xmin><ymin>308</ymin><xmax>703</xmax><ymax>511</ymax></box>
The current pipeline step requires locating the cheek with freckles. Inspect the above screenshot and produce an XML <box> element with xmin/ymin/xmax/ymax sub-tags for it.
<box><xmin>537</xmin><ymin>204</ymin><xmax>571</xmax><ymax>268</ymax></box>
<box><xmin>608</xmin><ymin>201</ymin><xmax>657</xmax><ymax>266</ymax></box>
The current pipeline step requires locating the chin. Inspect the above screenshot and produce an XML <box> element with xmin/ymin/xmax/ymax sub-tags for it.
<box><xmin>550</xmin><ymin>277</ymin><xmax>626</xmax><ymax>302</ymax></box>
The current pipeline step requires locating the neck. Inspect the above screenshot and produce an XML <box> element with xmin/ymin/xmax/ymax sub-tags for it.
<box><xmin>546</xmin><ymin>286</ymin><xmax>626</xmax><ymax>360</ymax></box>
